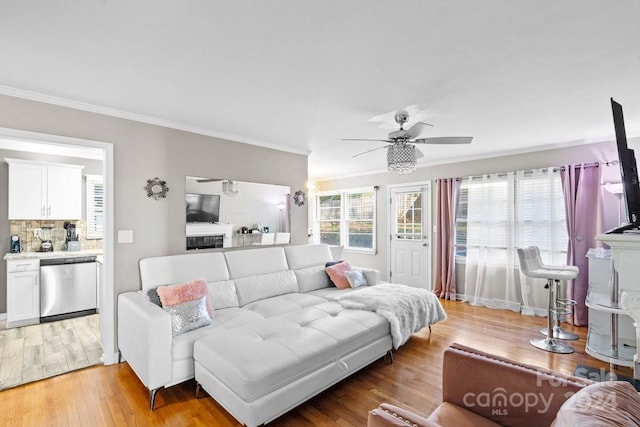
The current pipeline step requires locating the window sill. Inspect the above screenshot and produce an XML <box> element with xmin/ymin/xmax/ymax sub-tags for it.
<box><xmin>344</xmin><ymin>248</ymin><xmax>377</xmax><ymax>256</ymax></box>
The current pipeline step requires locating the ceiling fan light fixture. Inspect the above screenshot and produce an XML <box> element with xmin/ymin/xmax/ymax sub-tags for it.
<box><xmin>387</xmin><ymin>144</ymin><xmax>417</xmax><ymax>174</ymax></box>
<box><xmin>222</xmin><ymin>180</ymin><xmax>239</xmax><ymax>197</ymax></box>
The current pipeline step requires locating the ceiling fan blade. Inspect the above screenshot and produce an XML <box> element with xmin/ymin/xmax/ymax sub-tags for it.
<box><xmin>405</xmin><ymin>121</ymin><xmax>434</xmax><ymax>139</ymax></box>
<box><xmin>353</xmin><ymin>145</ymin><xmax>388</xmax><ymax>158</ymax></box>
<box><xmin>415</xmin><ymin>147</ymin><xmax>424</xmax><ymax>159</ymax></box>
<box><xmin>342</xmin><ymin>138</ymin><xmax>392</xmax><ymax>143</ymax></box>
<box><xmin>412</xmin><ymin>136</ymin><xmax>473</xmax><ymax>145</ymax></box>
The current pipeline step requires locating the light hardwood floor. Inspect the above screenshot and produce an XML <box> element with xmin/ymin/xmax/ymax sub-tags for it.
<box><xmin>0</xmin><ymin>301</ymin><xmax>630</xmax><ymax>426</ymax></box>
<box><xmin>0</xmin><ymin>314</ymin><xmax>101</xmax><ymax>391</ymax></box>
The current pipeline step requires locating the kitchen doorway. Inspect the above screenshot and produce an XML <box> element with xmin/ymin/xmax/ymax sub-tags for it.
<box><xmin>0</xmin><ymin>127</ymin><xmax>115</xmax><ymax>373</ymax></box>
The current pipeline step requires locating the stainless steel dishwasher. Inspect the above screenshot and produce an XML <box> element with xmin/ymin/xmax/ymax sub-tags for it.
<box><xmin>40</xmin><ymin>255</ymin><xmax>97</xmax><ymax>321</ymax></box>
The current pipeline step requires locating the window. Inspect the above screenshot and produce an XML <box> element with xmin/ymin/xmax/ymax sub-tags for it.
<box><xmin>86</xmin><ymin>174</ymin><xmax>104</xmax><ymax>239</ymax></box>
<box><xmin>315</xmin><ymin>188</ymin><xmax>376</xmax><ymax>252</ymax></box>
<box><xmin>455</xmin><ymin>169</ymin><xmax>567</xmax><ymax>260</ymax></box>
<box><xmin>318</xmin><ymin>194</ymin><xmax>341</xmax><ymax>245</ymax></box>
<box><xmin>394</xmin><ymin>192</ymin><xmax>422</xmax><ymax>240</ymax></box>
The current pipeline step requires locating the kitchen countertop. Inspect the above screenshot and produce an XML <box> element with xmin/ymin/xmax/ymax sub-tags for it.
<box><xmin>4</xmin><ymin>249</ymin><xmax>103</xmax><ymax>261</ymax></box>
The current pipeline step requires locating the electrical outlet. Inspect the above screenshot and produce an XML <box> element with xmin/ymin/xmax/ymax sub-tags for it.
<box><xmin>33</xmin><ymin>228</ymin><xmax>42</xmax><ymax>238</ymax></box>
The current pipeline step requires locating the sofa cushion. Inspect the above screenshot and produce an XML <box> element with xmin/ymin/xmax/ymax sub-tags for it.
<box><xmin>147</xmin><ymin>288</ymin><xmax>162</xmax><ymax>306</ymax></box>
<box><xmin>552</xmin><ymin>381</ymin><xmax>640</xmax><ymax>426</ymax></box>
<box><xmin>427</xmin><ymin>402</ymin><xmax>502</xmax><ymax>427</ymax></box>
<box><xmin>308</xmin><ymin>287</ymin><xmax>360</xmax><ymax>301</ymax></box>
<box><xmin>224</xmin><ymin>247</ymin><xmax>288</xmax><ymax>279</ymax></box>
<box><xmin>284</xmin><ymin>244</ymin><xmax>333</xmax><ymax>269</ymax></box>
<box><xmin>157</xmin><ymin>278</ymin><xmax>214</xmax><ymax>319</ymax></box>
<box><xmin>326</xmin><ymin>260</ymin><xmax>353</xmax><ymax>289</ymax></box>
<box><xmin>207</xmin><ymin>280</ymin><xmax>240</xmax><ymax>309</ymax></box>
<box><xmin>193</xmin><ymin>302</ymin><xmax>389</xmax><ymax>402</ymax></box>
<box><xmin>163</xmin><ymin>296</ymin><xmax>213</xmax><ymax>337</ymax></box>
<box><xmin>172</xmin><ymin>308</ymin><xmax>264</xmax><ymax>360</ymax></box>
<box><xmin>234</xmin><ymin>270</ymin><xmax>298</xmax><ymax>306</ymax></box>
<box><xmin>139</xmin><ymin>252</ymin><xmax>229</xmax><ymax>292</ymax></box>
<box><xmin>345</xmin><ymin>269</ymin><xmax>368</xmax><ymax>288</ymax></box>
<box><xmin>294</xmin><ymin>265</ymin><xmax>332</xmax><ymax>292</ymax></box>
<box><xmin>242</xmin><ymin>293</ymin><xmax>329</xmax><ymax>318</ymax></box>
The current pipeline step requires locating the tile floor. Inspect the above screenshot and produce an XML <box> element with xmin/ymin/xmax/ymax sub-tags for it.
<box><xmin>0</xmin><ymin>314</ymin><xmax>102</xmax><ymax>390</ymax></box>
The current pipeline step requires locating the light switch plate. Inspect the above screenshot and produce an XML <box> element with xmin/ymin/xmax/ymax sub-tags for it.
<box><xmin>118</xmin><ymin>230</ymin><xmax>134</xmax><ymax>243</ymax></box>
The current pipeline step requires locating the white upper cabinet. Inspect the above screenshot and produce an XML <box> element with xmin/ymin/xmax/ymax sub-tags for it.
<box><xmin>6</xmin><ymin>158</ymin><xmax>84</xmax><ymax>220</ymax></box>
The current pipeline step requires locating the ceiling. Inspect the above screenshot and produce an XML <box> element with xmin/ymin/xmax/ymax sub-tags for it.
<box><xmin>1</xmin><ymin>1</ymin><xmax>639</xmax><ymax>180</ymax></box>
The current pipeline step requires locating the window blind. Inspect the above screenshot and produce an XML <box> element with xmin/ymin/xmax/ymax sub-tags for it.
<box><xmin>86</xmin><ymin>174</ymin><xmax>104</xmax><ymax>239</ymax></box>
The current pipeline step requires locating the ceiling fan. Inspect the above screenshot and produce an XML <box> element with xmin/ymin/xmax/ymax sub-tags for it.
<box><xmin>343</xmin><ymin>111</ymin><xmax>472</xmax><ymax>174</ymax></box>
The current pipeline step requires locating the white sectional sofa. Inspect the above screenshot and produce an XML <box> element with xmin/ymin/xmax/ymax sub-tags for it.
<box><xmin>117</xmin><ymin>244</ymin><xmax>440</xmax><ymax>426</ymax></box>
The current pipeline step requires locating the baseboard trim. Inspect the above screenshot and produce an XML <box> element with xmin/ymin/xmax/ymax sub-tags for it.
<box><xmin>102</xmin><ymin>351</ymin><xmax>120</xmax><ymax>366</ymax></box>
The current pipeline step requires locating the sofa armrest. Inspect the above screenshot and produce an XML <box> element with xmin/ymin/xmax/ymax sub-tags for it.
<box><xmin>441</xmin><ymin>343</ymin><xmax>593</xmax><ymax>427</ymax></box>
<box><xmin>359</xmin><ymin>267</ymin><xmax>381</xmax><ymax>286</ymax></box>
<box><xmin>117</xmin><ymin>291</ymin><xmax>173</xmax><ymax>391</ymax></box>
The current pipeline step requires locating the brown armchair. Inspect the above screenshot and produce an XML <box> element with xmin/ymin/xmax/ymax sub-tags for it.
<box><xmin>368</xmin><ymin>343</ymin><xmax>593</xmax><ymax>427</ymax></box>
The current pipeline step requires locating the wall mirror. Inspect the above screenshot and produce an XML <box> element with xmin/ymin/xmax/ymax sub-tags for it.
<box><xmin>185</xmin><ymin>176</ymin><xmax>291</xmax><ymax>249</ymax></box>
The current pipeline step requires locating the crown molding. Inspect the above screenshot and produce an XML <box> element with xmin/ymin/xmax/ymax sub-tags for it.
<box><xmin>0</xmin><ymin>85</ymin><xmax>310</xmax><ymax>156</ymax></box>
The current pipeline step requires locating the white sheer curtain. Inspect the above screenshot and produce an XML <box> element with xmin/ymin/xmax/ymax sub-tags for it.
<box><xmin>463</xmin><ymin>172</ymin><xmax>519</xmax><ymax>311</ymax></box>
<box><xmin>462</xmin><ymin>168</ymin><xmax>567</xmax><ymax>315</ymax></box>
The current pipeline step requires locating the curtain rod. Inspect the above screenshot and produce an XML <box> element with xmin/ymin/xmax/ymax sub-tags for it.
<box><xmin>453</xmin><ymin>160</ymin><xmax>618</xmax><ymax>181</ymax></box>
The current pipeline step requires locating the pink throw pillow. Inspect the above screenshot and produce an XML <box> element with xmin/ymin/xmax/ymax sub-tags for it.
<box><xmin>326</xmin><ymin>261</ymin><xmax>353</xmax><ymax>289</ymax></box>
<box><xmin>156</xmin><ymin>278</ymin><xmax>214</xmax><ymax>319</ymax></box>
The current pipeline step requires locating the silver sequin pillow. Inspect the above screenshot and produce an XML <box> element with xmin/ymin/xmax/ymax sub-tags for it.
<box><xmin>163</xmin><ymin>295</ymin><xmax>213</xmax><ymax>336</ymax></box>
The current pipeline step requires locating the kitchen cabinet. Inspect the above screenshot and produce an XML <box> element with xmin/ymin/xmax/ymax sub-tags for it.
<box><xmin>6</xmin><ymin>259</ymin><xmax>40</xmax><ymax>328</ymax></box>
<box><xmin>6</xmin><ymin>158</ymin><xmax>84</xmax><ymax>220</ymax></box>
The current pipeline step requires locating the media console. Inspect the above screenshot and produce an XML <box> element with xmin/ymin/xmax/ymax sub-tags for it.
<box><xmin>596</xmin><ymin>232</ymin><xmax>640</xmax><ymax>378</ymax></box>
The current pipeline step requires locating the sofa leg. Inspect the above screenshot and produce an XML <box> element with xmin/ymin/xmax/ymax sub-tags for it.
<box><xmin>195</xmin><ymin>382</ymin><xmax>203</xmax><ymax>399</ymax></box>
<box><xmin>384</xmin><ymin>350</ymin><xmax>394</xmax><ymax>364</ymax></box>
<box><xmin>150</xmin><ymin>388</ymin><xmax>160</xmax><ymax>411</ymax></box>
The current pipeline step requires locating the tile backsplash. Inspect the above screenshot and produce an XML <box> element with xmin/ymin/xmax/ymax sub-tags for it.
<box><xmin>9</xmin><ymin>220</ymin><xmax>103</xmax><ymax>252</ymax></box>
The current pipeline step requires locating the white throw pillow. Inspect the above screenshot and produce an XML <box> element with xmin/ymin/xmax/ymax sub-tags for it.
<box><xmin>344</xmin><ymin>269</ymin><xmax>368</xmax><ymax>288</ymax></box>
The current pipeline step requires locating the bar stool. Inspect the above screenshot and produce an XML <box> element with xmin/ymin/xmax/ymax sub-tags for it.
<box><xmin>517</xmin><ymin>246</ymin><xmax>577</xmax><ymax>354</ymax></box>
<box><xmin>531</xmin><ymin>247</ymin><xmax>579</xmax><ymax>341</ymax></box>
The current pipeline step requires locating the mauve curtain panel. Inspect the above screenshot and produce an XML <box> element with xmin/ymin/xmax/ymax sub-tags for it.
<box><xmin>434</xmin><ymin>178</ymin><xmax>460</xmax><ymax>300</ymax></box>
<box><xmin>561</xmin><ymin>164</ymin><xmax>602</xmax><ymax>326</ymax></box>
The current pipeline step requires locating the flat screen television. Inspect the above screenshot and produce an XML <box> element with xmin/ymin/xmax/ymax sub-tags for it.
<box><xmin>608</xmin><ymin>98</ymin><xmax>640</xmax><ymax>233</ymax></box>
<box><xmin>186</xmin><ymin>193</ymin><xmax>220</xmax><ymax>223</ymax></box>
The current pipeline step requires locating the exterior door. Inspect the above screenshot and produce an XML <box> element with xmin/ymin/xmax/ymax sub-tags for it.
<box><xmin>389</xmin><ymin>184</ymin><xmax>431</xmax><ymax>288</ymax></box>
